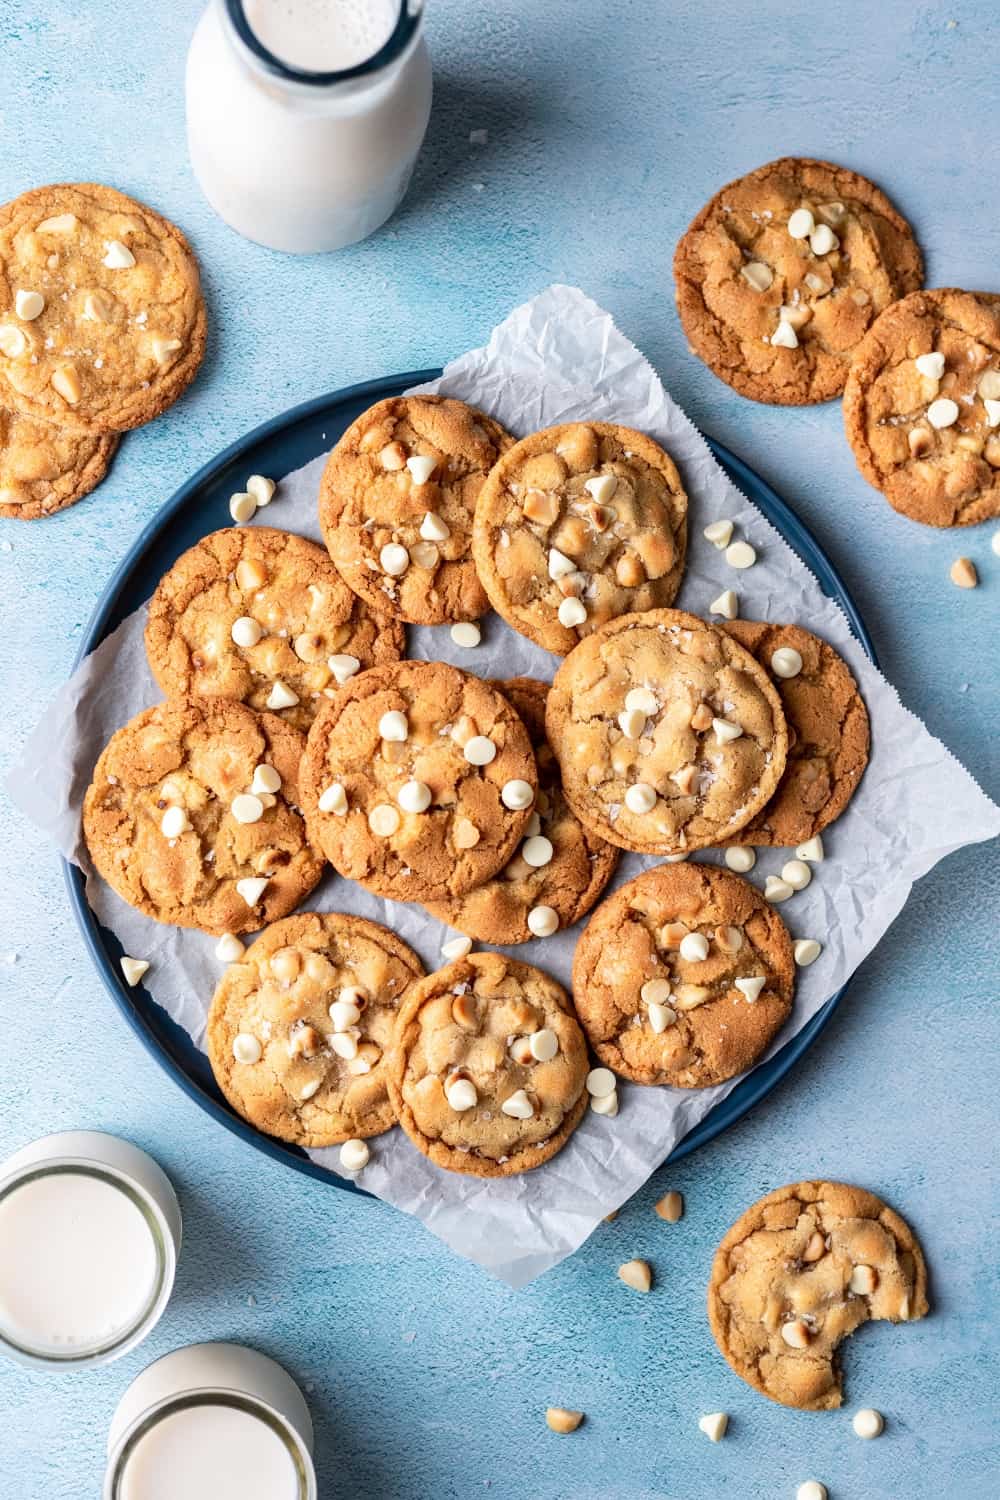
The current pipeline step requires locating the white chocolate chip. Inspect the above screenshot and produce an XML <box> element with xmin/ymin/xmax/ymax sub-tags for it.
<box><xmin>318</xmin><ymin>782</ymin><xmax>347</xmax><ymax>815</ymax></box>
<box><xmin>679</xmin><ymin>932</ymin><xmax>709</xmax><ymax>962</ymax></box>
<box><xmin>51</xmin><ymin>365</ymin><xmax>80</xmax><ymax>404</ymax></box>
<box><xmin>740</xmin><ymin>261</ymin><xmax>772</xmax><ymax>291</ymax></box>
<box><xmin>160</xmin><ymin>805</ymin><xmax>191</xmax><ymax>838</ymax></box>
<box><xmin>120</xmin><ymin>956</ymin><xmax>149</xmax><ymax>987</ymax></box>
<box><xmin>15</xmin><ymin>289</ymin><xmax>44</xmax><ymax>321</ymax></box>
<box><xmin>735</xmin><ymin>975</ymin><xmax>766</xmax><ymax>1003</ymax></box>
<box><xmin>327</xmin><ymin>654</ymin><xmax>360</xmax><ymax>685</ymax></box>
<box><xmin>781</xmin><ymin>858</ymin><xmax>812</xmax><ymax>890</ymax></box>
<box><xmin>586</xmin><ymin>1067</ymin><xmax>616</xmax><ymax>1099</ymax></box>
<box><xmin>764</xmin><ymin>875</ymin><xmax>794</xmax><ymax>903</ymax></box>
<box><xmin>151</xmin><ymin>336</ymin><xmax>182</xmax><ymax>366</ymax></box>
<box><xmin>624</xmin><ymin>783</ymin><xmax>656</xmax><ymax>815</ymax></box>
<box><xmin>584</xmin><ymin>473</ymin><xmax>618</xmax><ymax>504</ymax></box>
<box><xmin>416</xmin><ymin>510</ymin><xmax>449</xmax><ymax>544</ymax></box>
<box><xmin>771</xmin><ymin>646</ymin><xmax>803</xmax><ymax>679</ymax></box>
<box><xmin>329</xmin><ymin>1031</ymin><xmax>358</xmax><ymax>1061</ymax></box>
<box><xmin>522</xmin><ymin>835</ymin><xmax>554</xmax><ymax>867</ymax></box>
<box><xmin>379</xmin><ymin>542</ymin><xmax>410</xmax><ymax>576</ymax></box>
<box><xmin>984</xmin><ymin>399</ymin><xmax>1000</xmax><ymax>428</ymax></box>
<box><xmin>787</xmin><ymin>207</ymin><xmax>815</xmax><ymax>239</ymax></box>
<box><xmin>236</xmin><ymin>876</ymin><xmax>269</xmax><ymax>906</ymax></box>
<box><xmin>251</xmin><ymin>764</ymin><xmax>281</xmax><ymax>796</ymax></box>
<box><xmin>501</xmin><ymin>1088</ymin><xmax>534</xmax><ymax>1119</ymax></box>
<box><xmin>527</xmin><ymin>905</ymin><xmax>559</xmax><ymax>938</ymax></box>
<box><xmin>849</xmin><ymin>1263</ymin><xmax>879</xmax><ymax>1295</ymax></box>
<box><xmin>529</xmin><ymin>1027</ymin><xmax>559</xmax><ymax>1060</ymax></box>
<box><xmin>450</xmin><ymin>622</ymin><xmax>481</xmax><ymax>648</ymax></box>
<box><xmin>617</xmin><ymin>1259</ymin><xmax>652</xmax><ymax>1293</ymax></box>
<box><xmin>725</xmin><ymin>540</ymin><xmax>757</xmax><ymax>569</ymax></box>
<box><xmin>409</xmin><ymin>541</ymin><xmax>439</xmax><ymax>570</ymax></box>
<box><xmin>329</xmin><ymin>999</ymin><xmax>362</xmax><ymax>1033</ymax></box>
<box><xmin>724</xmin><ymin>846</ymin><xmax>756</xmax><ymax>873</ymax></box>
<box><xmin>231</xmin><ymin>615</ymin><xmax>262</xmax><ymax>648</ymax></box>
<box><xmin>266</xmin><ymin>680</ymin><xmax>299</xmax><ymax>710</ymax></box>
<box><xmin>698</xmin><ymin>1412</ymin><xmax>728</xmax><ymax>1443</ymax></box>
<box><xmin>703</xmin><ymin>519</ymin><xmax>734</xmax><ymax>548</ymax></box>
<box><xmin>379</xmin><ymin>709</ymin><xmax>408</xmax><ymax>741</ymax></box>
<box><xmin>793</xmin><ymin>938</ymin><xmax>822</xmax><ymax>967</ymax></box>
<box><xmin>464</xmin><ymin>734</ymin><xmax>497</xmax><ymax>766</ymax></box>
<box><xmin>232</xmin><ymin>1033</ymin><xmax>261</xmax><ymax>1064</ymax></box>
<box><xmin>406</xmin><ymin>454</ymin><xmax>437</xmax><ymax>485</ymax></box>
<box><xmin>398</xmin><ymin>780</ymin><xmax>432</xmax><ymax>813</ymax></box>
<box><xmin>36</xmin><ymin>213</ymin><xmax>77</xmax><ymax>233</ymax></box>
<box><xmin>243</xmin><ymin>475</ymin><xmax>274</xmax><ymax>508</ymax></box>
<box><xmin>215</xmin><ymin>933</ymin><xmax>244</xmax><ymax>963</ymax></box>
<box><xmin>229</xmin><ymin>492</ymin><xmax>256</xmax><ymax>524</ymax></box>
<box><xmin>618</xmin><ymin>708</ymin><xmax>647</xmax><ymax>740</ymax></box>
<box><xmin>231</xmin><ymin>793</ymin><xmax>264</xmax><ymax>825</ymax></box>
<box><xmin>590</xmin><ymin>1090</ymin><xmax>619</xmax><ymax>1117</ymax></box>
<box><xmin>557</xmin><ymin>597</ymin><xmax>587</xmax><ymax>628</ymax></box>
<box><xmin>368</xmin><ymin>804</ymin><xmax>400</xmax><ymax>837</ymax></box>
<box><xmin>712</xmin><ymin>717</ymin><xmax>742</xmax><ymax>745</ymax></box>
<box><xmin>445</xmin><ymin>1077</ymin><xmax>477</xmax><ymax>1111</ymax></box>
<box><xmin>709</xmin><ymin>588</ymin><xmax>738</xmax><ymax>620</ymax></box>
<box><xmin>103</xmin><ymin>239</ymin><xmax>136</xmax><ymax>269</ymax></box>
<box><xmin>852</xmin><ymin>1408</ymin><xmax>884</xmax><ymax>1440</ymax></box>
<box><xmin>339</xmin><ymin>1138</ymin><xmax>370</xmax><ymax>1171</ymax></box>
<box><xmin>781</xmin><ymin>1318</ymin><xmax>812</xmax><ymax>1349</ymax></box>
<box><xmin>441</xmin><ymin>934</ymin><xmax>472</xmax><ymax>961</ymax></box>
<box><xmin>796</xmin><ymin>1484</ymin><xmax>827</xmax><ymax>1500</ymax></box>
<box><xmin>771</xmin><ymin>319</ymin><xmax>799</xmax><ymax>350</ymax></box>
<box><xmin>501</xmin><ymin>779</ymin><xmax>533</xmax><ymax>810</ymax></box>
<box><xmin>641</xmin><ymin>978</ymin><xmax>671</xmax><ymax>1006</ymax></box>
<box><xmin>926</xmin><ymin>397</ymin><xmax>959</xmax><ymax>429</ymax></box>
<box><xmin>548</xmin><ymin>547</ymin><xmax>575</xmax><ymax>580</ymax></box>
<box><xmin>647</xmin><ymin>1002</ymin><xmax>676</xmax><ymax>1033</ymax></box>
<box><xmin>795</xmin><ymin>835</ymin><xmax>824</xmax><ymax>862</ymax></box>
<box><xmin>0</xmin><ymin>325</ymin><xmax>27</xmax><ymax>357</ymax></box>
<box><xmin>625</xmin><ymin>687</ymin><xmax>657</xmax><ymax>715</ymax></box>
<box><xmin>915</xmin><ymin>352</ymin><xmax>945</xmax><ymax>380</ymax></box>
<box><xmin>809</xmin><ymin>223</ymin><xmax>838</xmax><ymax>255</ymax></box>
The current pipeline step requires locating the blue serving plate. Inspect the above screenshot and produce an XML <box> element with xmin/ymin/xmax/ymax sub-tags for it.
<box><xmin>65</xmin><ymin>370</ymin><xmax>877</xmax><ymax>1196</ymax></box>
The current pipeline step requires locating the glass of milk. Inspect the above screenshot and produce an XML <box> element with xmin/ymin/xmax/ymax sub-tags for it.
<box><xmin>104</xmin><ymin>1343</ymin><xmax>317</xmax><ymax>1500</ymax></box>
<box><xmin>0</xmin><ymin>1131</ymin><xmax>181</xmax><ymax>1370</ymax></box>
<box><xmin>186</xmin><ymin>0</ymin><xmax>433</xmax><ymax>253</ymax></box>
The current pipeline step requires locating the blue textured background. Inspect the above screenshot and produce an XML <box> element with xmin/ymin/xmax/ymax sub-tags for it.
<box><xmin>1</xmin><ymin>2</ymin><xmax>998</xmax><ymax>1496</ymax></box>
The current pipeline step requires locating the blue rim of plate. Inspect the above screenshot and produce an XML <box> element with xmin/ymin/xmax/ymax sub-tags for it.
<box><xmin>64</xmin><ymin>369</ymin><xmax>877</xmax><ymax>1198</ymax></box>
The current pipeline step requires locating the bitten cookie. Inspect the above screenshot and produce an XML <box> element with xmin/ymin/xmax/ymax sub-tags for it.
<box><xmin>674</xmin><ymin>157</ymin><xmax>923</xmax><ymax>405</ymax></box>
<box><xmin>145</xmin><ymin>526</ymin><xmax>404</xmax><ymax>732</ymax></box>
<box><xmin>472</xmin><ymin>422</ymin><xmax>688</xmax><ymax>654</ymax></box>
<box><xmin>572</xmin><ymin>863</ymin><xmax>794</xmax><ymax>1089</ymax></box>
<box><xmin>319</xmin><ymin>394</ymin><xmax>512</xmax><ymax>625</ymax></box>
<box><xmin>0</xmin><ymin>406</ymin><xmax>118</xmax><ymax>519</ymax></box>
<box><xmin>843</xmin><ymin>288</ymin><xmax>1000</xmax><ymax>526</ymax></box>
<box><xmin>0</xmin><ymin>183</ymin><xmax>206</xmax><ymax>431</ymax></box>
<box><xmin>388</xmin><ymin>951</ymin><xmax>589</xmax><ymax>1177</ymax></box>
<box><xmin>708</xmin><ymin>1181</ymin><xmax>929</xmax><ymax>1410</ymax></box>
<box><xmin>721</xmin><ymin>621</ymin><xmax>870</xmax><ymax>846</ymax></box>
<box><xmin>424</xmin><ymin>677</ymin><xmax>618</xmax><ymax>944</ymax></box>
<box><xmin>206</xmin><ymin>912</ymin><xmax>425</xmax><ymax>1148</ymax></box>
<box><xmin>300</xmin><ymin>660</ymin><xmax>538</xmax><ymax>904</ymax></box>
<box><xmin>83</xmin><ymin>697</ymin><xmax>324</xmax><ymax>935</ymax></box>
<box><xmin>546</xmin><ymin>609</ymin><xmax>788</xmax><ymax>856</ymax></box>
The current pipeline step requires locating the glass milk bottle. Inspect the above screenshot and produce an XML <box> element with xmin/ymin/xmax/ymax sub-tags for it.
<box><xmin>185</xmin><ymin>0</ymin><xmax>432</xmax><ymax>253</ymax></box>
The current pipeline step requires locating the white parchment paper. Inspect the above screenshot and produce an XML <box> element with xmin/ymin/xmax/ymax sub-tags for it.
<box><xmin>10</xmin><ymin>286</ymin><xmax>999</xmax><ymax>1287</ymax></box>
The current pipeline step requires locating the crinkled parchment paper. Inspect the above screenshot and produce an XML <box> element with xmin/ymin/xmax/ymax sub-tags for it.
<box><xmin>10</xmin><ymin>286</ymin><xmax>999</xmax><ymax>1287</ymax></box>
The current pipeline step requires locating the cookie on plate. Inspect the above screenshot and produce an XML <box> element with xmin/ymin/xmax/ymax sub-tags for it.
<box><xmin>721</xmin><ymin>620</ymin><xmax>870</xmax><ymax>847</ymax></box>
<box><xmin>423</xmin><ymin>677</ymin><xmax>618</xmax><ymax>944</ymax></box>
<box><xmin>0</xmin><ymin>406</ymin><xmax>118</xmax><ymax>519</ymax></box>
<box><xmin>83</xmin><ymin>696</ymin><xmax>324</xmax><ymax>935</ymax></box>
<box><xmin>145</xmin><ymin>526</ymin><xmax>405</xmax><ymax>732</ymax></box>
<box><xmin>472</xmin><ymin>422</ymin><xmax>688</xmax><ymax>654</ymax></box>
<box><xmin>300</xmin><ymin>660</ymin><xmax>538</xmax><ymax>904</ymax></box>
<box><xmin>0</xmin><ymin>183</ymin><xmax>206</xmax><ymax>431</ymax></box>
<box><xmin>674</xmin><ymin>157</ymin><xmax>923</xmax><ymax>405</ymax></box>
<box><xmin>206</xmin><ymin>911</ymin><xmax>425</xmax><ymax>1148</ymax></box>
<box><xmin>388</xmin><ymin>950</ymin><xmax>589</xmax><ymax>1177</ymax></box>
<box><xmin>546</xmin><ymin>609</ymin><xmax>788</xmax><ymax>856</ymax></box>
<box><xmin>708</xmin><ymin>1180</ymin><xmax>929</xmax><ymax>1410</ymax></box>
<box><xmin>319</xmin><ymin>394</ymin><xmax>512</xmax><ymax>625</ymax></box>
<box><xmin>572</xmin><ymin>863</ymin><xmax>794</xmax><ymax>1089</ymax></box>
<box><xmin>843</xmin><ymin>288</ymin><xmax>1000</xmax><ymax>526</ymax></box>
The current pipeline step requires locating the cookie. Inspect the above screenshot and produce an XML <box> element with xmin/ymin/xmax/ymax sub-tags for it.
<box><xmin>319</xmin><ymin>394</ymin><xmax>512</xmax><ymax>625</ymax></box>
<box><xmin>546</xmin><ymin>609</ymin><xmax>789</xmax><ymax>856</ymax></box>
<box><xmin>708</xmin><ymin>1181</ymin><xmax>929</xmax><ymax>1411</ymax></box>
<box><xmin>388</xmin><ymin>950</ymin><xmax>589</xmax><ymax>1177</ymax></box>
<box><xmin>83</xmin><ymin>696</ymin><xmax>323</xmax><ymax>935</ymax></box>
<box><xmin>206</xmin><ymin>911</ymin><xmax>425</xmax><ymax>1148</ymax></box>
<box><xmin>300</xmin><ymin>660</ymin><xmax>538</xmax><ymax>904</ymax></box>
<box><xmin>0</xmin><ymin>183</ymin><xmax>206</xmax><ymax>432</ymax></box>
<box><xmin>843</xmin><ymin>288</ymin><xmax>1000</xmax><ymax>526</ymax></box>
<box><xmin>472</xmin><ymin>422</ymin><xmax>688</xmax><ymax>654</ymax></box>
<box><xmin>572</xmin><ymin>863</ymin><xmax>794</xmax><ymax>1089</ymax></box>
<box><xmin>674</xmin><ymin>158</ymin><xmax>923</xmax><ymax>405</ymax></box>
<box><xmin>145</xmin><ymin>526</ymin><xmax>405</xmax><ymax>732</ymax></box>
<box><xmin>720</xmin><ymin>621</ymin><xmax>870</xmax><ymax>846</ymax></box>
<box><xmin>424</xmin><ymin>677</ymin><xmax>618</xmax><ymax>943</ymax></box>
<box><xmin>0</xmin><ymin>406</ymin><xmax>118</xmax><ymax>519</ymax></box>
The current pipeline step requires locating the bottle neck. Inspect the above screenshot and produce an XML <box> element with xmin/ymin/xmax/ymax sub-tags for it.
<box><xmin>221</xmin><ymin>0</ymin><xmax>422</xmax><ymax>99</ymax></box>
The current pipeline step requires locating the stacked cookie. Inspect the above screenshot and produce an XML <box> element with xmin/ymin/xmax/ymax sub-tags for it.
<box><xmin>0</xmin><ymin>183</ymin><xmax>206</xmax><ymax>519</ymax></box>
<box><xmin>82</xmin><ymin>390</ymin><xmax>870</xmax><ymax>1180</ymax></box>
<box><xmin>674</xmin><ymin>156</ymin><xmax>1000</xmax><ymax>530</ymax></box>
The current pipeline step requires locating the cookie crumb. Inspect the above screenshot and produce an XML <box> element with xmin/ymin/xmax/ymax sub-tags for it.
<box><xmin>950</xmin><ymin>557</ymin><xmax>978</xmax><ymax>589</ymax></box>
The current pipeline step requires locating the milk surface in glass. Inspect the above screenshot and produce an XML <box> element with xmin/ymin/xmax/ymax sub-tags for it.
<box><xmin>118</xmin><ymin>1403</ymin><xmax>302</xmax><ymax>1500</ymax></box>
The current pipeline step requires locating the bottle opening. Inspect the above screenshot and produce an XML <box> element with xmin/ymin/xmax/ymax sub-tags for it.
<box><xmin>228</xmin><ymin>0</ymin><xmax>420</xmax><ymax>83</ymax></box>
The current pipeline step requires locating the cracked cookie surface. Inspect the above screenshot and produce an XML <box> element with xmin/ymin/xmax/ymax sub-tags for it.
<box><xmin>572</xmin><ymin>863</ymin><xmax>794</xmax><ymax>1088</ymax></box>
<box><xmin>708</xmin><ymin>1180</ymin><xmax>929</xmax><ymax>1410</ymax></box>
<box><xmin>388</xmin><ymin>950</ymin><xmax>589</xmax><ymax>1177</ymax></box>
<box><xmin>0</xmin><ymin>183</ymin><xmax>206</xmax><ymax>431</ymax></box>
<box><xmin>207</xmin><ymin>911</ymin><xmax>425</xmax><ymax>1148</ymax></box>
<box><xmin>300</xmin><ymin>660</ymin><xmax>537</xmax><ymax>904</ymax></box>
<box><xmin>472</xmin><ymin>422</ymin><xmax>688</xmax><ymax>654</ymax></box>
<box><xmin>83</xmin><ymin>696</ymin><xmax>324</xmax><ymax>935</ymax></box>
<box><xmin>674</xmin><ymin>158</ymin><xmax>922</xmax><ymax>405</ymax></box>
<box><xmin>0</xmin><ymin>406</ymin><xmax>117</xmax><ymax>519</ymax></box>
<box><xmin>843</xmin><ymin>288</ymin><xmax>1000</xmax><ymax>525</ymax></box>
<box><xmin>721</xmin><ymin>620</ymin><xmax>870</xmax><ymax>846</ymax></box>
<box><xmin>145</xmin><ymin>526</ymin><xmax>404</xmax><ymax>732</ymax></box>
<box><xmin>424</xmin><ymin>677</ymin><xmax>618</xmax><ymax>944</ymax></box>
<box><xmin>319</xmin><ymin>394</ymin><xmax>512</xmax><ymax>625</ymax></box>
<box><xmin>546</xmin><ymin>609</ymin><xmax>788</xmax><ymax>856</ymax></box>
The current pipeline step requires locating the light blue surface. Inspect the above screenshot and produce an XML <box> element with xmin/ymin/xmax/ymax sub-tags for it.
<box><xmin>0</xmin><ymin>1</ymin><xmax>997</xmax><ymax>1496</ymax></box>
